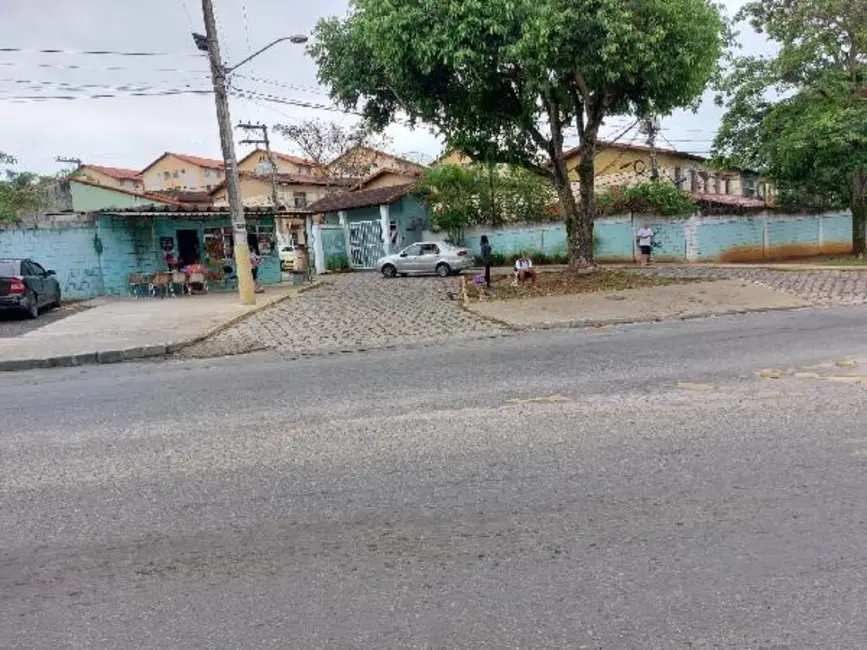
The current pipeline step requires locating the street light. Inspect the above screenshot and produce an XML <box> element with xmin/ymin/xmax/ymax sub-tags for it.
<box><xmin>195</xmin><ymin>0</ymin><xmax>308</xmax><ymax>305</ymax></box>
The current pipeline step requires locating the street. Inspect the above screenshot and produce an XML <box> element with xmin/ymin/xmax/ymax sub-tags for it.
<box><xmin>3</xmin><ymin>306</ymin><xmax>867</xmax><ymax>648</ymax></box>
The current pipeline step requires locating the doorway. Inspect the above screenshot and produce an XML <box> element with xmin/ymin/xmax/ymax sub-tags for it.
<box><xmin>176</xmin><ymin>229</ymin><xmax>200</xmax><ymax>265</ymax></box>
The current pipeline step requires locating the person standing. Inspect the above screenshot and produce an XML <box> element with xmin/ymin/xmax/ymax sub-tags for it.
<box><xmin>248</xmin><ymin>232</ymin><xmax>264</xmax><ymax>293</ymax></box>
<box><xmin>636</xmin><ymin>224</ymin><xmax>655</xmax><ymax>266</ymax></box>
<box><xmin>480</xmin><ymin>235</ymin><xmax>493</xmax><ymax>288</ymax></box>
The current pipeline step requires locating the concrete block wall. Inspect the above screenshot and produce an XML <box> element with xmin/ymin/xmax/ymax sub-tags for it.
<box><xmin>432</xmin><ymin>211</ymin><xmax>854</xmax><ymax>263</ymax></box>
<box><xmin>0</xmin><ymin>223</ymin><xmax>105</xmax><ymax>299</ymax></box>
<box><xmin>95</xmin><ymin>217</ymin><xmax>159</xmax><ymax>295</ymax></box>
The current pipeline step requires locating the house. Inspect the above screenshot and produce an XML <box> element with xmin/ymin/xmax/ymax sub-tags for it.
<box><xmin>237</xmin><ymin>148</ymin><xmax>319</xmax><ymax>177</ymax></box>
<box><xmin>65</xmin><ymin>178</ymin><xmax>184</xmax><ymax>212</ymax></box>
<box><xmin>353</xmin><ymin>167</ymin><xmax>423</xmax><ymax>191</ymax></box>
<box><xmin>73</xmin><ymin>165</ymin><xmax>144</xmax><ymax>193</ymax></box>
<box><xmin>141</xmin><ymin>152</ymin><xmax>225</xmax><ymax>193</ymax></box>
<box><xmin>326</xmin><ymin>146</ymin><xmax>427</xmax><ymax>182</ymax></box>
<box><xmin>307</xmin><ymin>183</ymin><xmax>430</xmax><ymax>271</ymax></box>
<box><xmin>562</xmin><ymin>141</ymin><xmax>774</xmax><ymax>206</ymax></box>
<box><xmin>209</xmin><ymin>171</ymin><xmax>352</xmax><ymax>209</ymax></box>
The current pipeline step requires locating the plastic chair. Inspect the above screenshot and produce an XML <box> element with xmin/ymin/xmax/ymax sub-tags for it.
<box><xmin>128</xmin><ymin>272</ymin><xmax>145</xmax><ymax>298</ymax></box>
<box><xmin>170</xmin><ymin>271</ymin><xmax>187</xmax><ymax>297</ymax></box>
<box><xmin>188</xmin><ymin>272</ymin><xmax>208</xmax><ymax>294</ymax></box>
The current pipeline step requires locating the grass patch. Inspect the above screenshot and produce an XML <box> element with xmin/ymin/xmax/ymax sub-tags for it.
<box><xmin>465</xmin><ymin>269</ymin><xmax>708</xmax><ymax>301</ymax></box>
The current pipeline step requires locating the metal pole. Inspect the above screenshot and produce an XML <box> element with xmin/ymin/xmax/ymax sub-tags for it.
<box><xmin>200</xmin><ymin>0</ymin><xmax>255</xmax><ymax>305</ymax></box>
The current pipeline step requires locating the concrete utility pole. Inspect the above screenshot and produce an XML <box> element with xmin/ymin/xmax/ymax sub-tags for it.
<box><xmin>197</xmin><ymin>0</ymin><xmax>256</xmax><ymax>305</ymax></box>
<box><xmin>239</xmin><ymin>122</ymin><xmax>280</xmax><ymax>209</ymax></box>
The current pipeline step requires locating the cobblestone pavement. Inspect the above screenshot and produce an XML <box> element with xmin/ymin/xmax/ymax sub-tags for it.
<box><xmin>180</xmin><ymin>273</ymin><xmax>505</xmax><ymax>359</ymax></box>
<box><xmin>638</xmin><ymin>266</ymin><xmax>867</xmax><ymax>305</ymax></box>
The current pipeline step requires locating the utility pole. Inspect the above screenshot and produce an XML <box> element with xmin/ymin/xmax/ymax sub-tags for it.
<box><xmin>239</xmin><ymin>122</ymin><xmax>280</xmax><ymax>209</ymax></box>
<box><xmin>642</xmin><ymin>117</ymin><xmax>661</xmax><ymax>181</ymax></box>
<box><xmin>197</xmin><ymin>0</ymin><xmax>256</xmax><ymax>305</ymax></box>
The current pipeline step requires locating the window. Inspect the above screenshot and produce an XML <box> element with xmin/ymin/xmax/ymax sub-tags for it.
<box><xmin>172</xmin><ymin>171</ymin><xmax>179</xmax><ymax>178</ymax></box>
<box><xmin>0</xmin><ymin>260</ymin><xmax>20</xmax><ymax>276</ymax></box>
<box><xmin>293</xmin><ymin>192</ymin><xmax>308</xmax><ymax>208</ymax></box>
<box><xmin>419</xmin><ymin>244</ymin><xmax>440</xmax><ymax>255</ymax></box>
<box><xmin>163</xmin><ymin>171</ymin><xmax>171</xmax><ymax>180</ymax></box>
<box><xmin>181</xmin><ymin>169</ymin><xmax>186</xmax><ymax>175</ymax></box>
<box><xmin>402</xmin><ymin>244</ymin><xmax>422</xmax><ymax>256</ymax></box>
<box><xmin>690</xmin><ymin>169</ymin><xmax>698</xmax><ymax>192</ymax></box>
<box><xmin>204</xmin><ymin>169</ymin><xmax>211</xmax><ymax>178</ymax></box>
<box><xmin>674</xmin><ymin>167</ymin><xmax>682</xmax><ymax>186</ymax></box>
<box><xmin>29</xmin><ymin>261</ymin><xmax>46</xmax><ymax>276</ymax></box>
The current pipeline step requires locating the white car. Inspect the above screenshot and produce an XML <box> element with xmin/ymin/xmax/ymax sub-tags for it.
<box><xmin>279</xmin><ymin>246</ymin><xmax>296</xmax><ymax>271</ymax></box>
<box><xmin>377</xmin><ymin>242</ymin><xmax>474</xmax><ymax>278</ymax></box>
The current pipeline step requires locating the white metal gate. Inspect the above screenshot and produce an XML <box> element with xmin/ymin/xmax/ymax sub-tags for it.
<box><xmin>348</xmin><ymin>220</ymin><xmax>385</xmax><ymax>269</ymax></box>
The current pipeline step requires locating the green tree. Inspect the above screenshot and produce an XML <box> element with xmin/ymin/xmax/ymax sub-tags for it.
<box><xmin>415</xmin><ymin>165</ymin><xmax>482</xmax><ymax>243</ymax></box>
<box><xmin>713</xmin><ymin>0</ymin><xmax>867</xmax><ymax>254</ymax></box>
<box><xmin>0</xmin><ymin>153</ymin><xmax>48</xmax><ymax>222</ymax></box>
<box><xmin>310</xmin><ymin>0</ymin><xmax>727</xmax><ymax>268</ymax></box>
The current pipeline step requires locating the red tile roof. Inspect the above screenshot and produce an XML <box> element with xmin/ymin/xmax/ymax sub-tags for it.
<box><xmin>79</xmin><ymin>165</ymin><xmax>143</xmax><ymax>181</ymax></box>
<box><xmin>207</xmin><ymin>171</ymin><xmax>355</xmax><ymax>195</ymax></box>
<box><xmin>563</xmin><ymin>140</ymin><xmax>707</xmax><ymax>163</ymax></box>
<box><xmin>353</xmin><ymin>167</ymin><xmax>421</xmax><ymax>189</ymax></box>
<box><xmin>238</xmin><ymin>148</ymin><xmax>319</xmax><ymax>169</ymax></box>
<box><xmin>140</xmin><ymin>152</ymin><xmax>225</xmax><ymax>175</ymax></box>
<box><xmin>307</xmin><ymin>183</ymin><xmax>417</xmax><ymax>213</ymax></box>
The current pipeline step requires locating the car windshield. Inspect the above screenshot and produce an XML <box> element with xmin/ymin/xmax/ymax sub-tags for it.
<box><xmin>0</xmin><ymin>260</ymin><xmax>19</xmax><ymax>276</ymax></box>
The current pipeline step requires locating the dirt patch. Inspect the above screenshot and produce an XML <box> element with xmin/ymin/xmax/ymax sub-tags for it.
<box><xmin>464</xmin><ymin>269</ymin><xmax>706</xmax><ymax>302</ymax></box>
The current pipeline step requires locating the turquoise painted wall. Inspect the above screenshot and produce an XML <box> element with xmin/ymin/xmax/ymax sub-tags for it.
<box><xmin>323</xmin><ymin>196</ymin><xmax>431</xmax><ymax>251</ymax></box>
<box><xmin>0</xmin><ymin>225</ymin><xmax>105</xmax><ymax>299</ymax></box>
<box><xmin>70</xmin><ymin>182</ymin><xmax>166</xmax><ymax>212</ymax></box>
<box><xmin>452</xmin><ymin>212</ymin><xmax>853</xmax><ymax>262</ymax></box>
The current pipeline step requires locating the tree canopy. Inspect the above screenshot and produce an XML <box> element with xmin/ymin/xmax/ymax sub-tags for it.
<box><xmin>415</xmin><ymin>163</ymin><xmax>555</xmax><ymax>242</ymax></box>
<box><xmin>310</xmin><ymin>0</ymin><xmax>727</xmax><ymax>267</ymax></box>
<box><xmin>712</xmin><ymin>0</ymin><xmax>867</xmax><ymax>252</ymax></box>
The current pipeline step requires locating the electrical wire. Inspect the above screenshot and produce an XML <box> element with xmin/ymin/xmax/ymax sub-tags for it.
<box><xmin>0</xmin><ymin>88</ymin><xmax>212</xmax><ymax>103</ymax></box>
<box><xmin>0</xmin><ymin>47</ymin><xmax>203</xmax><ymax>57</ymax></box>
<box><xmin>0</xmin><ymin>61</ymin><xmax>210</xmax><ymax>74</ymax></box>
<box><xmin>231</xmin><ymin>73</ymin><xmax>329</xmax><ymax>97</ymax></box>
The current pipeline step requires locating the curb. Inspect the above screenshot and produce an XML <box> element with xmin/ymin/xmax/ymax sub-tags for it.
<box><xmin>0</xmin><ymin>281</ymin><xmax>324</xmax><ymax>373</ymax></box>
<box><xmin>466</xmin><ymin>303</ymin><xmax>813</xmax><ymax>332</ymax></box>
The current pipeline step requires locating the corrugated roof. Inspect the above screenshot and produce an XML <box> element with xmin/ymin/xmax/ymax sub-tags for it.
<box><xmin>307</xmin><ymin>183</ymin><xmax>417</xmax><ymax>213</ymax></box>
<box><xmin>79</xmin><ymin>165</ymin><xmax>143</xmax><ymax>181</ymax></box>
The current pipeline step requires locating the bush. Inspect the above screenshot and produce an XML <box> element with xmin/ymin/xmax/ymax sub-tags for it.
<box><xmin>326</xmin><ymin>255</ymin><xmax>350</xmax><ymax>272</ymax></box>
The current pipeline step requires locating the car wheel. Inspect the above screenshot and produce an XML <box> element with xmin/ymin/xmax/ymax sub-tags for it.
<box><xmin>436</xmin><ymin>263</ymin><xmax>452</xmax><ymax>277</ymax></box>
<box><xmin>382</xmin><ymin>264</ymin><xmax>397</xmax><ymax>278</ymax></box>
<box><xmin>26</xmin><ymin>292</ymin><xmax>39</xmax><ymax>319</ymax></box>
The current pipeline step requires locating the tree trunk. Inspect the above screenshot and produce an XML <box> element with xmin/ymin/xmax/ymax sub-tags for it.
<box><xmin>853</xmin><ymin>168</ymin><xmax>867</xmax><ymax>257</ymax></box>
<box><xmin>567</xmin><ymin>132</ymin><xmax>598</xmax><ymax>269</ymax></box>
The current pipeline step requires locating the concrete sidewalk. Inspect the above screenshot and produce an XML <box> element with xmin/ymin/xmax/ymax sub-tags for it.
<box><xmin>0</xmin><ymin>283</ymin><xmax>317</xmax><ymax>371</ymax></box>
<box><xmin>468</xmin><ymin>279</ymin><xmax>810</xmax><ymax>329</ymax></box>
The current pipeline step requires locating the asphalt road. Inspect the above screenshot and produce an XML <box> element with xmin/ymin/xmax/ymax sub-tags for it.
<box><xmin>4</xmin><ymin>306</ymin><xmax>867</xmax><ymax>648</ymax></box>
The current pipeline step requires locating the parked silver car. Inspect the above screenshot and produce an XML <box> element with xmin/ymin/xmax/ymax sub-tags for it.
<box><xmin>378</xmin><ymin>242</ymin><xmax>474</xmax><ymax>278</ymax></box>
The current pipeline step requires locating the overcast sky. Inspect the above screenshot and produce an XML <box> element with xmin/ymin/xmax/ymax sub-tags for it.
<box><xmin>1</xmin><ymin>0</ymin><xmax>770</xmax><ymax>174</ymax></box>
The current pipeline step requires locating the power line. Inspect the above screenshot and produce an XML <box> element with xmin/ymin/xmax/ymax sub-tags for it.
<box><xmin>232</xmin><ymin>73</ymin><xmax>328</xmax><ymax>97</ymax></box>
<box><xmin>0</xmin><ymin>88</ymin><xmax>212</xmax><ymax>103</ymax></box>
<box><xmin>0</xmin><ymin>47</ymin><xmax>203</xmax><ymax>57</ymax></box>
<box><xmin>0</xmin><ymin>61</ymin><xmax>209</xmax><ymax>74</ymax></box>
<box><xmin>0</xmin><ymin>77</ymin><xmax>208</xmax><ymax>94</ymax></box>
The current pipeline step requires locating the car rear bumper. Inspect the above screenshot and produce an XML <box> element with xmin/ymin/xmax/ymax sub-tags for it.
<box><xmin>0</xmin><ymin>295</ymin><xmax>26</xmax><ymax>309</ymax></box>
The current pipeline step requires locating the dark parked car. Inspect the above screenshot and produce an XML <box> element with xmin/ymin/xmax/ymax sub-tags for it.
<box><xmin>0</xmin><ymin>258</ymin><xmax>62</xmax><ymax>319</ymax></box>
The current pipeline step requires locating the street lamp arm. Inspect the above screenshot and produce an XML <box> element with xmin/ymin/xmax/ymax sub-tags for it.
<box><xmin>225</xmin><ymin>35</ymin><xmax>308</xmax><ymax>74</ymax></box>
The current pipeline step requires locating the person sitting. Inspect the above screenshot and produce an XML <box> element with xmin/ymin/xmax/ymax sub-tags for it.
<box><xmin>514</xmin><ymin>256</ymin><xmax>537</xmax><ymax>284</ymax></box>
